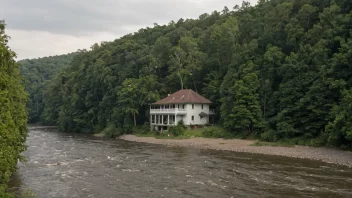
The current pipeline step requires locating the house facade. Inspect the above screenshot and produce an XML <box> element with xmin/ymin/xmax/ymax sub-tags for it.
<box><xmin>150</xmin><ymin>89</ymin><xmax>214</xmax><ymax>131</ymax></box>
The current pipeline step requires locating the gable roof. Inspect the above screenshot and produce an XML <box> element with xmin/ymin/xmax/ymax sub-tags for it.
<box><xmin>153</xmin><ymin>89</ymin><xmax>212</xmax><ymax>105</ymax></box>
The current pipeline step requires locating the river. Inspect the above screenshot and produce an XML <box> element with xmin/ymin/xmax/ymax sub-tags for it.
<box><xmin>9</xmin><ymin>127</ymin><xmax>352</xmax><ymax>198</ymax></box>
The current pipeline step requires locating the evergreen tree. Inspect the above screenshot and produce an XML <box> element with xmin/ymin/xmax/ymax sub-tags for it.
<box><xmin>224</xmin><ymin>63</ymin><xmax>264</xmax><ymax>135</ymax></box>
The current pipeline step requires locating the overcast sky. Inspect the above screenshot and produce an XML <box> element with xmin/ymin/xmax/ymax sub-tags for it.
<box><xmin>1</xmin><ymin>0</ymin><xmax>257</xmax><ymax>60</ymax></box>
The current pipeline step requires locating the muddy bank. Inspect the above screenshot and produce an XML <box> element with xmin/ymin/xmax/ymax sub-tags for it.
<box><xmin>120</xmin><ymin>135</ymin><xmax>352</xmax><ymax>167</ymax></box>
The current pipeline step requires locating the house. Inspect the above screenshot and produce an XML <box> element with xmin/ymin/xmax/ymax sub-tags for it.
<box><xmin>150</xmin><ymin>89</ymin><xmax>214</xmax><ymax>131</ymax></box>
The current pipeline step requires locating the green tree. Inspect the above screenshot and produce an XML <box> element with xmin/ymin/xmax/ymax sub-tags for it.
<box><xmin>34</xmin><ymin>0</ymin><xmax>352</xmax><ymax>149</ymax></box>
<box><xmin>169</xmin><ymin>36</ymin><xmax>206</xmax><ymax>90</ymax></box>
<box><xmin>117</xmin><ymin>76</ymin><xmax>162</xmax><ymax>127</ymax></box>
<box><xmin>223</xmin><ymin>63</ymin><xmax>264</xmax><ymax>135</ymax></box>
<box><xmin>326</xmin><ymin>89</ymin><xmax>352</xmax><ymax>147</ymax></box>
<box><xmin>19</xmin><ymin>52</ymin><xmax>77</xmax><ymax>123</ymax></box>
<box><xmin>0</xmin><ymin>20</ymin><xmax>28</xmax><ymax>197</ymax></box>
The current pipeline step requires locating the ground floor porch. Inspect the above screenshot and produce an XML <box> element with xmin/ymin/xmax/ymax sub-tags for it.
<box><xmin>150</xmin><ymin>114</ymin><xmax>184</xmax><ymax>125</ymax></box>
<box><xmin>150</xmin><ymin>114</ymin><xmax>184</xmax><ymax>132</ymax></box>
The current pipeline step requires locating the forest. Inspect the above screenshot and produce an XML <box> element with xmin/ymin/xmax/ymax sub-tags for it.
<box><xmin>19</xmin><ymin>53</ymin><xmax>77</xmax><ymax>123</ymax></box>
<box><xmin>0</xmin><ymin>21</ymin><xmax>28</xmax><ymax>197</ymax></box>
<box><xmin>21</xmin><ymin>0</ymin><xmax>352</xmax><ymax>148</ymax></box>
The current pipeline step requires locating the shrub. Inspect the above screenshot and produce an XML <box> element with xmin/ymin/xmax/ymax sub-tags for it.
<box><xmin>142</xmin><ymin>122</ymin><xmax>151</xmax><ymax>133</ymax></box>
<box><xmin>202</xmin><ymin>127</ymin><xmax>233</xmax><ymax>139</ymax></box>
<box><xmin>260</xmin><ymin>130</ymin><xmax>277</xmax><ymax>142</ymax></box>
<box><xmin>177</xmin><ymin>120</ymin><xmax>186</xmax><ymax>129</ymax></box>
<box><xmin>103</xmin><ymin>123</ymin><xmax>123</xmax><ymax>138</ymax></box>
<box><xmin>169</xmin><ymin>125</ymin><xmax>185</xmax><ymax>136</ymax></box>
<box><xmin>202</xmin><ymin>128</ymin><xmax>213</xmax><ymax>137</ymax></box>
<box><xmin>131</xmin><ymin>122</ymin><xmax>151</xmax><ymax>134</ymax></box>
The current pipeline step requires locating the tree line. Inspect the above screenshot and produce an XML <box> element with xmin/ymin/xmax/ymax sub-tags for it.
<box><xmin>23</xmin><ymin>0</ymin><xmax>352</xmax><ymax>148</ymax></box>
<box><xmin>0</xmin><ymin>21</ymin><xmax>28</xmax><ymax>197</ymax></box>
<box><xmin>19</xmin><ymin>52</ymin><xmax>77</xmax><ymax>123</ymax></box>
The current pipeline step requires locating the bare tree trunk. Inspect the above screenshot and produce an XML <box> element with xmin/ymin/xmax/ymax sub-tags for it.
<box><xmin>264</xmin><ymin>91</ymin><xmax>266</xmax><ymax>120</ymax></box>
<box><xmin>133</xmin><ymin>112</ymin><xmax>136</xmax><ymax>127</ymax></box>
<box><xmin>174</xmin><ymin>51</ymin><xmax>184</xmax><ymax>90</ymax></box>
<box><xmin>179</xmin><ymin>71</ymin><xmax>184</xmax><ymax>89</ymax></box>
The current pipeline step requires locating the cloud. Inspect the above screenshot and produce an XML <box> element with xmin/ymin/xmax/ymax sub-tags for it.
<box><xmin>1</xmin><ymin>0</ymin><xmax>258</xmax><ymax>59</ymax></box>
<box><xmin>7</xmin><ymin>29</ymin><xmax>117</xmax><ymax>60</ymax></box>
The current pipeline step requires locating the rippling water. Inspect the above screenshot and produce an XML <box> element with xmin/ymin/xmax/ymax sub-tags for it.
<box><xmin>9</xmin><ymin>127</ymin><xmax>352</xmax><ymax>198</ymax></box>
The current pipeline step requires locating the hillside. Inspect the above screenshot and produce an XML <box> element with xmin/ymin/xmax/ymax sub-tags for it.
<box><xmin>38</xmin><ymin>0</ymin><xmax>352</xmax><ymax>148</ymax></box>
<box><xmin>18</xmin><ymin>52</ymin><xmax>77</xmax><ymax>123</ymax></box>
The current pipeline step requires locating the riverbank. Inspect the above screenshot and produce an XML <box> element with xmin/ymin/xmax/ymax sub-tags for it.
<box><xmin>120</xmin><ymin>135</ymin><xmax>352</xmax><ymax>167</ymax></box>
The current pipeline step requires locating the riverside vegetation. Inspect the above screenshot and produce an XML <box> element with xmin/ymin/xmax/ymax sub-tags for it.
<box><xmin>0</xmin><ymin>21</ymin><xmax>28</xmax><ymax>197</ymax></box>
<box><xmin>18</xmin><ymin>0</ymin><xmax>352</xmax><ymax>151</ymax></box>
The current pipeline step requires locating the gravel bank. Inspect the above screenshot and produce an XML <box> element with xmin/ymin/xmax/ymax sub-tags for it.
<box><xmin>120</xmin><ymin>135</ymin><xmax>352</xmax><ymax>167</ymax></box>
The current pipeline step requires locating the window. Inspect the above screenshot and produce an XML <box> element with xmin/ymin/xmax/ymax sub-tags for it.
<box><xmin>192</xmin><ymin>116</ymin><xmax>194</xmax><ymax>121</ymax></box>
<box><xmin>202</xmin><ymin>104</ymin><xmax>204</xmax><ymax>109</ymax></box>
<box><xmin>183</xmin><ymin>104</ymin><xmax>185</xmax><ymax>109</ymax></box>
<box><xmin>192</xmin><ymin>104</ymin><xmax>194</xmax><ymax>109</ymax></box>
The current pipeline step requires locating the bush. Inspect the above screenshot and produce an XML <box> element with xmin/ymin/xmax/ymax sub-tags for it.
<box><xmin>131</xmin><ymin>122</ymin><xmax>151</xmax><ymax>134</ymax></box>
<box><xmin>142</xmin><ymin>122</ymin><xmax>151</xmax><ymax>133</ymax></box>
<box><xmin>103</xmin><ymin>123</ymin><xmax>123</xmax><ymax>138</ymax></box>
<box><xmin>177</xmin><ymin>120</ymin><xmax>187</xmax><ymax>129</ymax></box>
<box><xmin>202</xmin><ymin>127</ymin><xmax>233</xmax><ymax>139</ymax></box>
<box><xmin>169</xmin><ymin>125</ymin><xmax>185</xmax><ymax>136</ymax></box>
<box><xmin>260</xmin><ymin>130</ymin><xmax>277</xmax><ymax>142</ymax></box>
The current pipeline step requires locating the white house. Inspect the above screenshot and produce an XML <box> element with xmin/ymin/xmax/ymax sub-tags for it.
<box><xmin>150</xmin><ymin>89</ymin><xmax>214</xmax><ymax>131</ymax></box>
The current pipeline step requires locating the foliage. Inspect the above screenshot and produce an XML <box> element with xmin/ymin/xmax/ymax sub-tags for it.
<box><xmin>0</xmin><ymin>21</ymin><xmax>28</xmax><ymax>197</ymax></box>
<box><xmin>222</xmin><ymin>62</ymin><xmax>264</xmax><ymax>135</ymax></box>
<box><xmin>202</xmin><ymin>127</ymin><xmax>234</xmax><ymax>139</ymax></box>
<box><xmin>326</xmin><ymin>89</ymin><xmax>352</xmax><ymax>148</ymax></box>
<box><xmin>103</xmin><ymin>123</ymin><xmax>123</xmax><ymax>138</ymax></box>
<box><xmin>117</xmin><ymin>76</ymin><xmax>162</xmax><ymax>127</ymax></box>
<box><xmin>18</xmin><ymin>52</ymin><xmax>77</xmax><ymax>124</ymax></box>
<box><xmin>19</xmin><ymin>0</ymin><xmax>352</xmax><ymax>149</ymax></box>
<box><xmin>260</xmin><ymin>130</ymin><xmax>278</xmax><ymax>142</ymax></box>
<box><xmin>250</xmin><ymin>141</ymin><xmax>295</xmax><ymax>147</ymax></box>
<box><xmin>168</xmin><ymin>124</ymin><xmax>186</xmax><ymax>137</ymax></box>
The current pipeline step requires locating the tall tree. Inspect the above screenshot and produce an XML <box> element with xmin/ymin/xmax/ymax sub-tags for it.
<box><xmin>223</xmin><ymin>63</ymin><xmax>264</xmax><ymax>135</ymax></box>
<box><xmin>0</xmin><ymin>20</ymin><xmax>28</xmax><ymax>197</ymax></box>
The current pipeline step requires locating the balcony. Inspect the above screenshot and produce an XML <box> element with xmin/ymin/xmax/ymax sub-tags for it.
<box><xmin>150</xmin><ymin>108</ymin><xmax>186</xmax><ymax>115</ymax></box>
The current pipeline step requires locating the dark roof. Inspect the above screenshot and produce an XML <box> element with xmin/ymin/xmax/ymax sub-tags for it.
<box><xmin>153</xmin><ymin>89</ymin><xmax>212</xmax><ymax>105</ymax></box>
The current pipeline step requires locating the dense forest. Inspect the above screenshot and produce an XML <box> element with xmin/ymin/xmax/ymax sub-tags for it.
<box><xmin>0</xmin><ymin>21</ymin><xmax>28</xmax><ymax>197</ymax></box>
<box><xmin>19</xmin><ymin>53</ymin><xmax>77</xmax><ymax>123</ymax></box>
<box><xmin>22</xmin><ymin>0</ymin><xmax>352</xmax><ymax>148</ymax></box>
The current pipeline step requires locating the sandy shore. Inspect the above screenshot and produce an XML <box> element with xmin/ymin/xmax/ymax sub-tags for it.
<box><xmin>120</xmin><ymin>135</ymin><xmax>352</xmax><ymax>167</ymax></box>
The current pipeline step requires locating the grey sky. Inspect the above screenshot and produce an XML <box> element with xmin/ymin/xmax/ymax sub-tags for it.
<box><xmin>1</xmin><ymin>0</ymin><xmax>257</xmax><ymax>60</ymax></box>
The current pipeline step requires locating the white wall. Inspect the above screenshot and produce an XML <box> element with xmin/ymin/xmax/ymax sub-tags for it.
<box><xmin>183</xmin><ymin>104</ymin><xmax>209</xmax><ymax>125</ymax></box>
<box><xmin>176</xmin><ymin>115</ymin><xmax>184</xmax><ymax>124</ymax></box>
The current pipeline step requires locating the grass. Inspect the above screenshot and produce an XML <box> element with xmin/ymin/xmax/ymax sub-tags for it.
<box><xmin>131</xmin><ymin>126</ymin><xmax>328</xmax><ymax>148</ymax></box>
<box><xmin>93</xmin><ymin>132</ymin><xmax>105</xmax><ymax>137</ymax></box>
<box><xmin>250</xmin><ymin>141</ymin><xmax>296</xmax><ymax>147</ymax></box>
<box><xmin>183</xmin><ymin>127</ymin><xmax>208</xmax><ymax>137</ymax></box>
<box><xmin>134</xmin><ymin>126</ymin><xmax>226</xmax><ymax>139</ymax></box>
<box><xmin>135</xmin><ymin>132</ymin><xmax>188</xmax><ymax>139</ymax></box>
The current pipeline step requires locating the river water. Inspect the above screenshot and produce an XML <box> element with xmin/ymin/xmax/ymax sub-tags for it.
<box><xmin>9</xmin><ymin>127</ymin><xmax>352</xmax><ymax>198</ymax></box>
